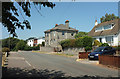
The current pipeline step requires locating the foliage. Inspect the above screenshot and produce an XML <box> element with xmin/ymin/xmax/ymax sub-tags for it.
<box><xmin>2</xmin><ymin>37</ymin><xmax>20</xmax><ymax>51</ymax></box>
<box><xmin>42</xmin><ymin>42</ymin><xmax>45</xmax><ymax>46</ymax></box>
<box><xmin>100</xmin><ymin>13</ymin><xmax>119</xmax><ymax>23</ymax></box>
<box><xmin>2</xmin><ymin>2</ymin><xmax>55</xmax><ymax>37</ymax></box>
<box><xmin>75</xmin><ymin>37</ymin><xmax>84</xmax><ymax>47</ymax></box>
<box><xmin>24</xmin><ymin>45</ymin><xmax>33</xmax><ymax>51</ymax></box>
<box><xmin>60</xmin><ymin>39</ymin><xmax>71</xmax><ymax>48</ymax></box>
<box><xmin>99</xmin><ymin>43</ymin><xmax>109</xmax><ymax>47</ymax></box>
<box><xmin>93</xmin><ymin>40</ymin><xmax>101</xmax><ymax>46</ymax></box>
<box><xmin>60</xmin><ymin>36</ymin><xmax>93</xmax><ymax>50</ymax></box>
<box><xmin>74</xmin><ymin>32</ymin><xmax>88</xmax><ymax>38</ymax></box>
<box><xmin>15</xmin><ymin>40</ymin><xmax>26</xmax><ymax>50</ymax></box>
<box><xmin>82</xmin><ymin>36</ymin><xmax>93</xmax><ymax>47</ymax></box>
<box><xmin>2</xmin><ymin>47</ymin><xmax>10</xmax><ymax>52</ymax></box>
<box><xmin>85</xmin><ymin>46</ymin><xmax>92</xmax><ymax>52</ymax></box>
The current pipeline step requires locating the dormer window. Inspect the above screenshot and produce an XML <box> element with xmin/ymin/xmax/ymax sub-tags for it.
<box><xmin>95</xmin><ymin>23</ymin><xmax>115</xmax><ymax>32</ymax></box>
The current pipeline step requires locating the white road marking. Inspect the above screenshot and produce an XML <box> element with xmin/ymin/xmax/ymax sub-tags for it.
<box><xmin>25</xmin><ymin>60</ymin><xmax>32</xmax><ymax>66</ymax></box>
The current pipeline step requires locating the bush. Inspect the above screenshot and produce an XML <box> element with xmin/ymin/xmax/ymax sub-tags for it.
<box><xmin>24</xmin><ymin>45</ymin><xmax>33</xmax><ymax>51</ymax></box>
<box><xmin>2</xmin><ymin>47</ymin><xmax>10</xmax><ymax>52</ymax></box>
<box><xmin>93</xmin><ymin>40</ymin><xmax>101</xmax><ymax>46</ymax></box>
<box><xmin>15</xmin><ymin>40</ymin><xmax>26</xmax><ymax>50</ymax></box>
<box><xmin>60</xmin><ymin>36</ymin><xmax>93</xmax><ymax>50</ymax></box>
<box><xmin>85</xmin><ymin>46</ymin><xmax>92</xmax><ymax>52</ymax></box>
<box><xmin>99</xmin><ymin>43</ymin><xmax>109</xmax><ymax>47</ymax></box>
<box><xmin>42</xmin><ymin>42</ymin><xmax>45</xmax><ymax>46</ymax></box>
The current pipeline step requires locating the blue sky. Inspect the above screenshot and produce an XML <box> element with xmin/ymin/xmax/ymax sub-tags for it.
<box><xmin>2</xmin><ymin>2</ymin><xmax>118</xmax><ymax>40</ymax></box>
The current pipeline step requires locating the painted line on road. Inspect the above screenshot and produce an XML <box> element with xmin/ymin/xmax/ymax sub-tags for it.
<box><xmin>25</xmin><ymin>60</ymin><xmax>32</xmax><ymax>66</ymax></box>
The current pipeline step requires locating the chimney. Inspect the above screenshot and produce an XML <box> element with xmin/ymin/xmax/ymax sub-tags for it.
<box><xmin>55</xmin><ymin>24</ymin><xmax>58</xmax><ymax>27</ymax></box>
<box><xmin>65</xmin><ymin>20</ymin><xmax>69</xmax><ymax>27</ymax></box>
<box><xmin>95</xmin><ymin>20</ymin><xmax>98</xmax><ymax>26</ymax></box>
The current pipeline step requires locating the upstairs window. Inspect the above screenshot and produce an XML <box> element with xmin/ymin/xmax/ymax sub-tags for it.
<box><xmin>95</xmin><ymin>23</ymin><xmax>115</xmax><ymax>32</ymax></box>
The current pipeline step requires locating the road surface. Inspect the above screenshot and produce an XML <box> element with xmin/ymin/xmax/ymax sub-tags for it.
<box><xmin>17</xmin><ymin>51</ymin><xmax>118</xmax><ymax>77</ymax></box>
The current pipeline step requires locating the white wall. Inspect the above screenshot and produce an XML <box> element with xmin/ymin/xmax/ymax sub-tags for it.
<box><xmin>37</xmin><ymin>39</ymin><xmax>45</xmax><ymax>45</ymax></box>
<box><xmin>94</xmin><ymin>35</ymin><xmax>119</xmax><ymax>46</ymax></box>
<box><xmin>27</xmin><ymin>39</ymin><xmax>34</xmax><ymax>47</ymax></box>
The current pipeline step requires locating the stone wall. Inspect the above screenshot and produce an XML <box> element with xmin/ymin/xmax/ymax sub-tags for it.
<box><xmin>40</xmin><ymin>47</ymin><xmax>54</xmax><ymax>52</ymax></box>
<box><xmin>63</xmin><ymin>47</ymin><xmax>85</xmax><ymax>56</ymax></box>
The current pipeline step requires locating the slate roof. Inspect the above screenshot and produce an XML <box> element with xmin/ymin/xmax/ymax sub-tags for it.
<box><xmin>44</xmin><ymin>24</ymin><xmax>78</xmax><ymax>33</ymax></box>
<box><xmin>88</xmin><ymin>19</ymin><xmax>120</xmax><ymax>37</ymax></box>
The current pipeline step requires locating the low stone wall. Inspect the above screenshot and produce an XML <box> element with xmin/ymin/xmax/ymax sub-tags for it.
<box><xmin>40</xmin><ymin>47</ymin><xmax>54</xmax><ymax>52</ymax></box>
<box><xmin>99</xmin><ymin>55</ymin><xmax>120</xmax><ymax>68</ymax></box>
<box><xmin>63</xmin><ymin>47</ymin><xmax>85</xmax><ymax>56</ymax></box>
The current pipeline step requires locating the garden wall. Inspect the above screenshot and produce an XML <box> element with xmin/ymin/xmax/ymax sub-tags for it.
<box><xmin>99</xmin><ymin>55</ymin><xmax>120</xmax><ymax>68</ymax></box>
<box><xmin>40</xmin><ymin>47</ymin><xmax>54</xmax><ymax>52</ymax></box>
<box><xmin>63</xmin><ymin>47</ymin><xmax>86</xmax><ymax>56</ymax></box>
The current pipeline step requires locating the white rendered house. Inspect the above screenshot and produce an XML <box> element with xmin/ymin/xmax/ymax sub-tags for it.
<box><xmin>27</xmin><ymin>37</ymin><xmax>45</xmax><ymax>47</ymax></box>
<box><xmin>88</xmin><ymin>19</ymin><xmax>120</xmax><ymax>46</ymax></box>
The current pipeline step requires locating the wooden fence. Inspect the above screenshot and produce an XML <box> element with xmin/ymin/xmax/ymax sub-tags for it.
<box><xmin>99</xmin><ymin>55</ymin><xmax>120</xmax><ymax>68</ymax></box>
<box><xmin>79</xmin><ymin>52</ymin><xmax>91</xmax><ymax>59</ymax></box>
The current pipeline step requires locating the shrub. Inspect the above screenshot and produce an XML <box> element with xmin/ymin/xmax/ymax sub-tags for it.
<box><xmin>93</xmin><ymin>40</ymin><xmax>101</xmax><ymax>46</ymax></box>
<box><xmin>42</xmin><ymin>42</ymin><xmax>45</xmax><ymax>46</ymax></box>
<box><xmin>99</xmin><ymin>43</ymin><xmax>109</xmax><ymax>47</ymax></box>
<box><xmin>15</xmin><ymin>40</ymin><xmax>26</xmax><ymax>50</ymax></box>
<box><xmin>85</xmin><ymin>46</ymin><xmax>92</xmax><ymax>52</ymax></box>
<box><xmin>2</xmin><ymin>47</ymin><xmax>10</xmax><ymax>52</ymax></box>
<box><xmin>75</xmin><ymin>37</ymin><xmax>84</xmax><ymax>47</ymax></box>
<box><xmin>24</xmin><ymin>45</ymin><xmax>33</xmax><ymax>51</ymax></box>
<box><xmin>82</xmin><ymin>36</ymin><xmax>93</xmax><ymax>47</ymax></box>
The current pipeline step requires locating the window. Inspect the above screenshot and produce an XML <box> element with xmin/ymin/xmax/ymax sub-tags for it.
<box><xmin>62</xmin><ymin>31</ymin><xmax>64</xmax><ymax>35</ymax></box>
<box><xmin>104</xmin><ymin>25</ymin><xmax>112</xmax><ymax>30</ymax></box>
<box><xmin>105</xmin><ymin>36</ymin><xmax>113</xmax><ymax>42</ymax></box>
<box><xmin>95</xmin><ymin>26</ymin><xmax>103</xmax><ymax>32</ymax></box>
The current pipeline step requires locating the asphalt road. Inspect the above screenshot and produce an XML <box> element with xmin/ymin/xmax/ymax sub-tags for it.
<box><xmin>18</xmin><ymin>51</ymin><xmax>118</xmax><ymax>77</ymax></box>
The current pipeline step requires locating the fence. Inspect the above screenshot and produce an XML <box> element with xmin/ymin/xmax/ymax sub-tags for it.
<box><xmin>79</xmin><ymin>52</ymin><xmax>91</xmax><ymax>59</ymax></box>
<box><xmin>99</xmin><ymin>55</ymin><xmax>120</xmax><ymax>68</ymax></box>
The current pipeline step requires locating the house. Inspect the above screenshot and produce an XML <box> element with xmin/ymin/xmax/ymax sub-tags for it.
<box><xmin>88</xmin><ymin>19</ymin><xmax>120</xmax><ymax>46</ymax></box>
<box><xmin>44</xmin><ymin>20</ymin><xmax>78</xmax><ymax>47</ymax></box>
<box><xmin>27</xmin><ymin>37</ymin><xmax>45</xmax><ymax>47</ymax></box>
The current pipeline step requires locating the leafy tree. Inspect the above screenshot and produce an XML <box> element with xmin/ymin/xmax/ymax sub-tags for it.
<box><xmin>2</xmin><ymin>37</ymin><xmax>20</xmax><ymax>51</ymax></box>
<box><xmin>2</xmin><ymin>2</ymin><xmax>55</xmax><ymax>37</ymax></box>
<box><xmin>100</xmin><ymin>13</ymin><xmax>119</xmax><ymax>23</ymax></box>
<box><xmin>15</xmin><ymin>40</ymin><xmax>26</xmax><ymax>50</ymax></box>
<box><xmin>75</xmin><ymin>32</ymin><xmax>88</xmax><ymax>38</ymax></box>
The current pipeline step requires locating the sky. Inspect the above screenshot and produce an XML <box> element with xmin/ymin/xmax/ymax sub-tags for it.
<box><xmin>2</xmin><ymin>2</ymin><xmax>118</xmax><ymax>40</ymax></box>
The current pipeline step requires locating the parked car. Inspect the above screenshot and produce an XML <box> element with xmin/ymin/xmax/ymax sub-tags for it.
<box><xmin>88</xmin><ymin>46</ymin><xmax>116</xmax><ymax>60</ymax></box>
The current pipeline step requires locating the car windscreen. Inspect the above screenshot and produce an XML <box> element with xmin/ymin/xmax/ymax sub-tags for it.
<box><xmin>93</xmin><ymin>47</ymin><xmax>104</xmax><ymax>52</ymax></box>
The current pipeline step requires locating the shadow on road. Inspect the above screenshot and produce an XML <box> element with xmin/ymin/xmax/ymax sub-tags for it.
<box><xmin>2</xmin><ymin>67</ymin><xmax>118</xmax><ymax>79</ymax></box>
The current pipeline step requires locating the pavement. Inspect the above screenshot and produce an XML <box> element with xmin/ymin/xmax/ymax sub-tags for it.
<box><xmin>2</xmin><ymin>51</ymin><xmax>119</xmax><ymax>78</ymax></box>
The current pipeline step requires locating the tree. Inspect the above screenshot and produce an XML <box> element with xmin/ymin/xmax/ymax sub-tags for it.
<box><xmin>2</xmin><ymin>37</ymin><xmax>20</xmax><ymax>51</ymax></box>
<box><xmin>100</xmin><ymin>13</ymin><xmax>119</xmax><ymax>23</ymax></box>
<box><xmin>2</xmin><ymin>2</ymin><xmax>55</xmax><ymax>37</ymax></box>
<box><xmin>74</xmin><ymin>32</ymin><xmax>88</xmax><ymax>38</ymax></box>
<box><xmin>15</xmin><ymin>40</ymin><xmax>26</xmax><ymax>50</ymax></box>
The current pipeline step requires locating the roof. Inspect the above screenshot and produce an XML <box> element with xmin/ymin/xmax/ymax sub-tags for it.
<box><xmin>88</xmin><ymin>19</ymin><xmax>120</xmax><ymax>37</ymax></box>
<box><xmin>26</xmin><ymin>37</ymin><xmax>37</xmax><ymax>41</ymax></box>
<box><xmin>44</xmin><ymin>24</ymin><xmax>78</xmax><ymax>33</ymax></box>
